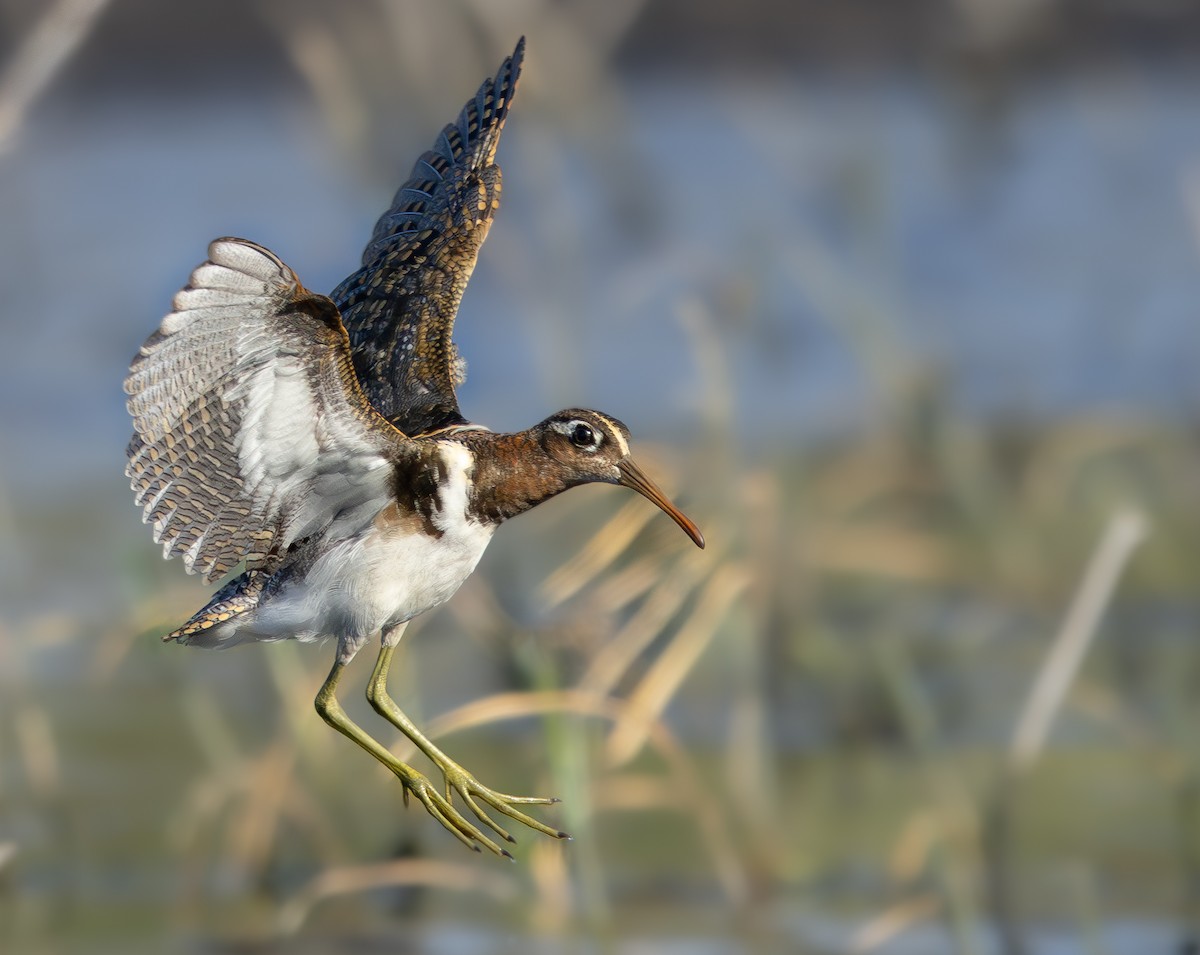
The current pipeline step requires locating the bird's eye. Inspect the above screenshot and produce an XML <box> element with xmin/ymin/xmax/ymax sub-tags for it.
<box><xmin>570</xmin><ymin>423</ymin><xmax>596</xmax><ymax>448</ymax></box>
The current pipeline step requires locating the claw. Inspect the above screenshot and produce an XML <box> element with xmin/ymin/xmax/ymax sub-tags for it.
<box><xmin>406</xmin><ymin>761</ymin><xmax>562</xmax><ymax>855</ymax></box>
<box><xmin>435</xmin><ymin>761</ymin><xmax>566</xmax><ymax>843</ymax></box>
<box><xmin>464</xmin><ymin>795</ymin><xmax>514</xmax><ymax>843</ymax></box>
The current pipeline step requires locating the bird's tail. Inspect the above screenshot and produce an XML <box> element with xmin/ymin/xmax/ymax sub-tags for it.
<box><xmin>165</xmin><ymin>569</ymin><xmax>269</xmax><ymax>648</ymax></box>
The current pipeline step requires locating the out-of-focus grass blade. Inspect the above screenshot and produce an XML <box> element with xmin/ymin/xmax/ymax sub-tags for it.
<box><xmin>539</xmin><ymin>496</ymin><xmax>660</xmax><ymax>609</ymax></box>
<box><xmin>580</xmin><ymin>548</ymin><xmax>717</xmax><ymax>695</ymax></box>
<box><xmin>278</xmin><ymin>858</ymin><xmax>517</xmax><ymax>934</ymax></box>
<box><xmin>605</xmin><ymin>564</ymin><xmax>748</xmax><ymax>766</ymax></box>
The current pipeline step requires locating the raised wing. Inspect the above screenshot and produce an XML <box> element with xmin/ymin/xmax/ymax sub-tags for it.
<box><xmin>332</xmin><ymin>38</ymin><xmax>525</xmax><ymax>436</ymax></box>
<box><xmin>125</xmin><ymin>238</ymin><xmax>409</xmax><ymax>583</ymax></box>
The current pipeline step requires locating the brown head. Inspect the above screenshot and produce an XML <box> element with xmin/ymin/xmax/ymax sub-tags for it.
<box><xmin>528</xmin><ymin>409</ymin><xmax>705</xmax><ymax>548</ymax></box>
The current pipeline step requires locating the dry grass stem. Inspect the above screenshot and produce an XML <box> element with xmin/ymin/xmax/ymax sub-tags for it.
<box><xmin>580</xmin><ymin>549</ymin><xmax>717</xmax><ymax>695</ymax></box>
<box><xmin>809</xmin><ymin>444</ymin><xmax>917</xmax><ymax>516</ymax></box>
<box><xmin>576</xmin><ymin>553</ymin><xmax>676</xmax><ymax>620</ymax></box>
<box><xmin>806</xmin><ymin>526</ymin><xmax>954</xmax><ymax>582</ymax></box>
<box><xmin>14</xmin><ymin>704</ymin><xmax>60</xmax><ymax>797</ymax></box>
<box><xmin>267</xmin><ymin>11</ymin><xmax>370</xmax><ymax>151</ymax></box>
<box><xmin>889</xmin><ymin>812</ymin><xmax>939</xmax><ymax>881</ymax></box>
<box><xmin>278</xmin><ymin>858</ymin><xmax>517</xmax><ymax>934</ymax></box>
<box><xmin>605</xmin><ymin>564</ymin><xmax>749</xmax><ymax>766</ymax></box>
<box><xmin>0</xmin><ymin>0</ymin><xmax>112</xmax><ymax>153</ymax></box>
<box><xmin>592</xmin><ymin>773</ymin><xmax>680</xmax><ymax>811</ymax></box>
<box><xmin>539</xmin><ymin>496</ymin><xmax>660</xmax><ymax>608</ymax></box>
<box><xmin>169</xmin><ymin>740</ymin><xmax>340</xmax><ymax>880</ymax></box>
<box><xmin>425</xmin><ymin>688</ymin><xmax>626</xmax><ymax>740</ymax></box>
<box><xmin>1009</xmin><ymin>509</ymin><xmax>1148</xmax><ymax>772</ymax></box>
<box><xmin>850</xmin><ymin>893</ymin><xmax>941</xmax><ymax>954</ymax></box>
<box><xmin>224</xmin><ymin>739</ymin><xmax>297</xmax><ymax>876</ymax></box>
<box><xmin>528</xmin><ymin>837</ymin><xmax>574</xmax><ymax>933</ymax></box>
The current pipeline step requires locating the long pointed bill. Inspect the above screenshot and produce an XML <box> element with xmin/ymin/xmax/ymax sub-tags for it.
<box><xmin>616</xmin><ymin>458</ymin><xmax>705</xmax><ymax>549</ymax></box>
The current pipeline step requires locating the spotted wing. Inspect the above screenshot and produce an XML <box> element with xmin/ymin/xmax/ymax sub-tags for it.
<box><xmin>332</xmin><ymin>38</ymin><xmax>524</xmax><ymax>436</ymax></box>
<box><xmin>125</xmin><ymin>238</ymin><xmax>409</xmax><ymax>583</ymax></box>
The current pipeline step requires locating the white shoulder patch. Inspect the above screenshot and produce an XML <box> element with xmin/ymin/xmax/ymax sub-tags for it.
<box><xmin>434</xmin><ymin>441</ymin><xmax>477</xmax><ymax>533</ymax></box>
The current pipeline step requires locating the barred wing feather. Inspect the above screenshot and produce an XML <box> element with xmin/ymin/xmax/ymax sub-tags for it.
<box><xmin>125</xmin><ymin>238</ymin><xmax>407</xmax><ymax>583</ymax></box>
<box><xmin>333</xmin><ymin>38</ymin><xmax>524</xmax><ymax>436</ymax></box>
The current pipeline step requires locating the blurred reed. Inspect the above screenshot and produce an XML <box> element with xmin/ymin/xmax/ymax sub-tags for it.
<box><xmin>278</xmin><ymin>857</ymin><xmax>518</xmax><ymax>935</ymax></box>
<box><xmin>0</xmin><ymin>0</ymin><xmax>112</xmax><ymax>154</ymax></box>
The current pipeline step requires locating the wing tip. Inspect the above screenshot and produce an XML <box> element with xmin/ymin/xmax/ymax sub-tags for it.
<box><xmin>207</xmin><ymin>237</ymin><xmax>290</xmax><ymax>283</ymax></box>
<box><xmin>458</xmin><ymin>36</ymin><xmax>526</xmax><ymax>159</ymax></box>
<box><xmin>509</xmin><ymin>36</ymin><xmax>526</xmax><ymax>79</ymax></box>
<box><xmin>493</xmin><ymin>37</ymin><xmax>525</xmax><ymax>121</ymax></box>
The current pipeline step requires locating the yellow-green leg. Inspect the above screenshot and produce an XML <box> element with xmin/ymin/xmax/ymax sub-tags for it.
<box><xmin>366</xmin><ymin>642</ymin><xmax>568</xmax><ymax>846</ymax></box>
<box><xmin>314</xmin><ymin>658</ymin><xmax>513</xmax><ymax>857</ymax></box>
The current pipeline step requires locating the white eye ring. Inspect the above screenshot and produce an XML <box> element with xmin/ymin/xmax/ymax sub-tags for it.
<box><xmin>568</xmin><ymin>421</ymin><xmax>598</xmax><ymax>449</ymax></box>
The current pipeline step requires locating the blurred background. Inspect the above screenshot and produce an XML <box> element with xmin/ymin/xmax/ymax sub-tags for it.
<box><xmin>2</xmin><ymin>0</ymin><xmax>1199</xmax><ymax>952</ymax></box>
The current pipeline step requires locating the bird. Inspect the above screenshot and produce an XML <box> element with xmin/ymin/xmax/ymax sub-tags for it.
<box><xmin>123</xmin><ymin>37</ymin><xmax>703</xmax><ymax>858</ymax></box>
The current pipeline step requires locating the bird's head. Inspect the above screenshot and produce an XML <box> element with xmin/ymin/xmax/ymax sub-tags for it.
<box><xmin>533</xmin><ymin>409</ymin><xmax>705</xmax><ymax>548</ymax></box>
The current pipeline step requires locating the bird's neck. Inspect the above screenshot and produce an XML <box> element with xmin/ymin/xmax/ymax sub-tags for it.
<box><xmin>455</xmin><ymin>431</ymin><xmax>572</xmax><ymax>526</ymax></box>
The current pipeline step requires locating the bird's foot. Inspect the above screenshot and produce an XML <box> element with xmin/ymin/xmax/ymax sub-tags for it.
<box><xmin>433</xmin><ymin>757</ymin><xmax>570</xmax><ymax>849</ymax></box>
<box><xmin>390</xmin><ymin>760</ymin><xmax>567</xmax><ymax>857</ymax></box>
<box><xmin>390</xmin><ymin>763</ymin><xmax>514</xmax><ymax>857</ymax></box>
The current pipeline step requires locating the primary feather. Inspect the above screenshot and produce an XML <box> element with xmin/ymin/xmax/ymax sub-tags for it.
<box><xmin>124</xmin><ymin>238</ymin><xmax>408</xmax><ymax>583</ymax></box>
<box><xmin>333</xmin><ymin>38</ymin><xmax>525</xmax><ymax>436</ymax></box>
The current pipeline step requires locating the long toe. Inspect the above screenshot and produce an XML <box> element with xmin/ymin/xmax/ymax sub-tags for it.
<box><xmin>473</xmin><ymin>787</ymin><xmax>570</xmax><ymax>841</ymax></box>
<box><xmin>399</xmin><ymin>767</ymin><xmax>511</xmax><ymax>857</ymax></box>
<box><xmin>437</xmin><ymin>761</ymin><xmax>568</xmax><ymax>842</ymax></box>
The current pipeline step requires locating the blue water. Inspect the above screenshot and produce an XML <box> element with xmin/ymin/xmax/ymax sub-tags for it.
<box><xmin>2</xmin><ymin>68</ymin><xmax>1199</xmax><ymax>505</ymax></box>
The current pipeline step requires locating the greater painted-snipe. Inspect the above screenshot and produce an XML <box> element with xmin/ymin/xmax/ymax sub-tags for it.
<box><xmin>125</xmin><ymin>38</ymin><xmax>703</xmax><ymax>856</ymax></box>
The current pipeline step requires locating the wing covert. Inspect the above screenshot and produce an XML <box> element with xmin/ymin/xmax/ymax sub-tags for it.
<box><xmin>332</xmin><ymin>38</ymin><xmax>524</xmax><ymax>436</ymax></box>
<box><xmin>125</xmin><ymin>238</ymin><xmax>409</xmax><ymax>583</ymax></box>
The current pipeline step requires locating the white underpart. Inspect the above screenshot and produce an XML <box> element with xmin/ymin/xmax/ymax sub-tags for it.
<box><xmin>248</xmin><ymin>441</ymin><xmax>495</xmax><ymax>660</ymax></box>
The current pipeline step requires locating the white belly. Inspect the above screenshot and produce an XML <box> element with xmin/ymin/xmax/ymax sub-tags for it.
<box><xmin>255</xmin><ymin>517</ymin><xmax>496</xmax><ymax>643</ymax></box>
<box><xmin>228</xmin><ymin>439</ymin><xmax>496</xmax><ymax>649</ymax></box>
